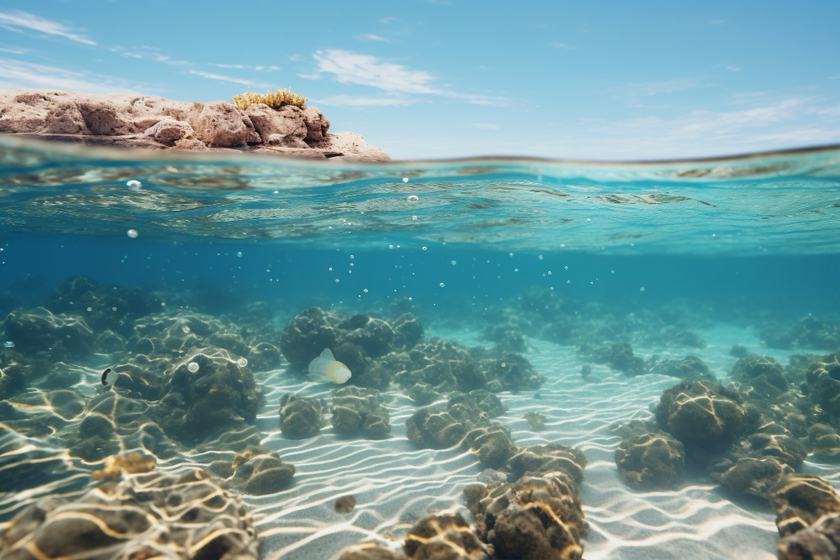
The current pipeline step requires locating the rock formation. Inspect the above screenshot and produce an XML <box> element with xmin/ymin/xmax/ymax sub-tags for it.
<box><xmin>0</xmin><ymin>89</ymin><xmax>390</xmax><ymax>162</ymax></box>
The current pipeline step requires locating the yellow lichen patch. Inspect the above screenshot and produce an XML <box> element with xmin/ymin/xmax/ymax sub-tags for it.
<box><xmin>232</xmin><ymin>88</ymin><xmax>308</xmax><ymax>110</ymax></box>
<box><xmin>92</xmin><ymin>452</ymin><xmax>156</xmax><ymax>481</ymax></box>
<box><xmin>232</xmin><ymin>449</ymin><xmax>258</xmax><ymax>469</ymax></box>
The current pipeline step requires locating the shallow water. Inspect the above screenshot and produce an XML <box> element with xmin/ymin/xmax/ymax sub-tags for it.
<box><xmin>0</xmin><ymin>137</ymin><xmax>839</xmax><ymax>560</ymax></box>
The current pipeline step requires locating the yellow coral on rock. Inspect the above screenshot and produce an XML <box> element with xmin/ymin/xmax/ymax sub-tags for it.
<box><xmin>91</xmin><ymin>452</ymin><xmax>156</xmax><ymax>480</ymax></box>
<box><xmin>232</xmin><ymin>88</ymin><xmax>308</xmax><ymax>110</ymax></box>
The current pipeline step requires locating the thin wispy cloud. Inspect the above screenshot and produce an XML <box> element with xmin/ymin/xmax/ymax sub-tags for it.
<box><xmin>311</xmin><ymin>50</ymin><xmax>438</xmax><ymax>94</ymax></box>
<box><xmin>213</xmin><ymin>63</ymin><xmax>281</xmax><ymax>72</ymax></box>
<box><xmin>0</xmin><ymin>57</ymin><xmax>140</xmax><ymax>93</ymax></box>
<box><xmin>473</xmin><ymin>123</ymin><xmax>500</xmax><ymax>130</ymax></box>
<box><xmin>0</xmin><ymin>45</ymin><xmax>28</xmax><ymax>54</ymax></box>
<box><xmin>378</xmin><ymin>17</ymin><xmax>398</xmax><ymax>24</ymax></box>
<box><xmin>0</xmin><ymin>10</ymin><xmax>95</xmax><ymax>45</ymax></box>
<box><xmin>188</xmin><ymin>69</ymin><xmax>267</xmax><ymax>88</ymax></box>
<box><xmin>308</xmin><ymin>49</ymin><xmax>510</xmax><ymax>107</ymax></box>
<box><xmin>550</xmin><ymin>42</ymin><xmax>577</xmax><ymax>50</ymax></box>
<box><xmin>313</xmin><ymin>94</ymin><xmax>419</xmax><ymax>107</ymax></box>
<box><xmin>727</xmin><ymin>66</ymin><xmax>740</xmax><ymax>72</ymax></box>
<box><xmin>622</xmin><ymin>77</ymin><xmax>707</xmax><ymax>96</ymax></box>
<box><xmin>115</xmin><ymin>46</ymin><xmax>191</xmax><ymax>66</ymax></box>
<box><xmin>355</xmin><ymin>34</ymin><xmax>389</xmax><ymax>42</ymax></box>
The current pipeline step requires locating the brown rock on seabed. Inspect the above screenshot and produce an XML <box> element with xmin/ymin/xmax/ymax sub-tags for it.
<box><xmin>0</xmin><ymin>89</ymin><xmax>390</xmax><ymax>162</ymax></box>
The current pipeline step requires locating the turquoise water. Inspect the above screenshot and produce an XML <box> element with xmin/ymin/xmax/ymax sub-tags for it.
<box><xmin>0</xmin><ymin>136</ymin><xmax>839</xmax><ymax>560</ymax></box>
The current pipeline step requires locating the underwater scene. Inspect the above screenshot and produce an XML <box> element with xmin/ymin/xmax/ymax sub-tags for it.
<box><xmin>0</xmin><ymin>136</ymin><xmax>839</xmax><ymax>560</ymax></box>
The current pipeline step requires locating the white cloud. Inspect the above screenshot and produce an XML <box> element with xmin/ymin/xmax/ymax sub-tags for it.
<box><xmin>213</xmin><ymin>63</ymin><xmax>281</xmax><ymax>72</ymax></box>
<box><xmin>550</xmin><ymin>42</ymin><xmax>577</xmax><ymax>50</ymax></box>
<box><xmin>0</xmin><ymin>57</ymin><xmax>141</xmax><ymax>93</ymax></box>
<box><xmin>312</xmin><ymin>94</ymin><xmax>419</xmax><ymax>107</ymax></box>
<box><xmin>378</xmin><ymin>17</ymin><xmax>398</xmax><ymax>24</ymax></box>
<box><xmin>727</xmin><ymin>66</ymin><xmax>740</xmax><ymax>72</ymax></box>
<box><xmin>622</xmin><ymin>77</ymin><xmax>706</xmax><ymax>96</ymax></box>
<box><xmin>0</xmin><ymin>10</ymin><xmax>95</xmax><ymax>45</ymax></box>
<box><xmin>309</xmin><ymin>49</ymin><xmax>510</xmax><ymax>107</ymax></box>
<box><xmin>0</xmin><ymin>45</ymin><xmax>28</xmax><ymax>54</ymax></box>
<box><xmin>355</xmin><ymin>34</ymin><xmax>389</xmax><ymax>42</ymax></box>
<box><xmin>188</xmin><ymin>69</ymin><xmax>267</xmax><ymax>88</ymax></box>
<box><xmin>117</xmin><ymin>47</ymin><xmax>191</xmax><ymax>66</ymax></box>
<box><xmin>312</xmin><ymin>49</ymin><xmax>438</xmax><ymax>94</ymax></box>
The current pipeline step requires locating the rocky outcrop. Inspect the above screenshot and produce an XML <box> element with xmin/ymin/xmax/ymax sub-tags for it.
<box><xmin>0</xmin><ymin>89</ymin><xmax>390</xmax><ymax>161</ymax></box>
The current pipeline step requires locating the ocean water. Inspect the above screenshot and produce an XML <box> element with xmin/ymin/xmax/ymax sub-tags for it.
<box><xmin>0</xmin><ymin>136</ymin><xmax>839</xmax><ymax>560</ymax></box>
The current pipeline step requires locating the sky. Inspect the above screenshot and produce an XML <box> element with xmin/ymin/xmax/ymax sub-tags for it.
<box><xmin>0</xmin><ymin>0</ymin><xmax>838</xmax><ymax>160</ymax></box>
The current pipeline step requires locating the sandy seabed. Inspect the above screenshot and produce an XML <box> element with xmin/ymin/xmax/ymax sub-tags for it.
<box><xmin>212</xmin><ymin>324</ymin><xmax>836</xmax><ymax>560</ymax></box>
<box><xmin>3</xmin><ymin>322</ymin><xmax>836</xmax><ymax>560</ymax></box>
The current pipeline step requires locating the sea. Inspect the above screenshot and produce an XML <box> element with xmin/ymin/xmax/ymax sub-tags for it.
<box><xmin>0</xmin><ymin>136</ymin><xmax>838</xmax><ymax>560</ymax></box>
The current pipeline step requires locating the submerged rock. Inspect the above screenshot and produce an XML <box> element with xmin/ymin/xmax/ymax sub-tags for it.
<box><xmin>331</xmin><ymin>386</ymin><xmax>391</xmax><ymax>438</ymax></box>
<box><xmin>0</xmin><ymin>469</ymin><xmax>258</xmax><ymax>559</ymax></box>
<box><xmin>768</xmin><ymin>474</ymin><xmax>840</xmax><ymax>536</ymax></box>
<box><xmin>655</xmin><ymin>380</ymin><xmax>746</xmax><ymax>459</ymax></box>
<box><xmin>279</xmin><ymin>393</ymin><xmax>323</xmax><ymax>439</ymax></box>
<box><xmin>403</xmin><ymin>513</ymin><xmax>489</xmax><ymax>559</ymax></box>
<box><xmin>615</xmin><ymin>431</ymin><xmax>686</xmax><ymax>490</ymax></box>
<box><xmin>777</xmin><ymin>511</ymin><xmax>840</xmax><ymax>559</ymax></box>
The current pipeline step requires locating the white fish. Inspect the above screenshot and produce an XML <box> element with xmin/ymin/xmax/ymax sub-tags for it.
<box><xmin>307</xmin><ymin>348</ymin><xmax>351</xmax><ymax>384</ymax></box>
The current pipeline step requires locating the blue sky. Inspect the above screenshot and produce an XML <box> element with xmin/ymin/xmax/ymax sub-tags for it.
<box><xmin>0</xmin><ymin>0</ymin><xmax>838</xmax><ymax>160</ymax></box>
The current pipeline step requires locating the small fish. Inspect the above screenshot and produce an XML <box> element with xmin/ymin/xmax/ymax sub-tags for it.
<box><xmin>334</xmin><ymin>495</ymin><xmax>356</xmax><ymax>514</ymax></box>
<box><xmin>307</xmin><ymin>348</ymin><xmax>351</xmax><ymax>384</ymax></box>
<box><xmin>101</xmin><ymin>368</ymin><xmax>114</xmax><ymax>386</ymax></box>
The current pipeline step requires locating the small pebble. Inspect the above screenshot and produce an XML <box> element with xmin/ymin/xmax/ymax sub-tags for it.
<box><xmin>334</xmin><ymin>495</ymin><xmax>356</xmax><ymax>514</ymax></box>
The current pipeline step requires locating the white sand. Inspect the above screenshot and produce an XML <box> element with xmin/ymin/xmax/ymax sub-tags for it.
<box><xmin>229</xmin><ymin>323</ymin><xmax>839</xmax><ymax>560</ymax></box>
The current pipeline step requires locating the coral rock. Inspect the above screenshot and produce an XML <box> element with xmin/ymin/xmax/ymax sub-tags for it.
<box><xmin>615</xmin><ymin>431</ymin><xmax>685</xmax><ymax>490</ymax></box>
<box><xmin>777</xmin><ymin>511</ymin><xmax>840</xmax><ymax>560</ymax></box>
<box><xmin>403</xmin><ymin>513</ymin><xmax>489</xmax><ymax>559</ymax></box>
<box><xmin>331</xmin><ymin>386</ymin><xmax>391</xmax><ymax>438</ymax></box>
<box><xmin>279</xmin><ymin>393</ymin><xmax>323</xmax><ymax>439</ymax></box>
<box><xmin>769</xmin><ymin>474</ymin><xmax>840</xmax><ymax>536</ymax></box>
<box><xmin>0</xmin><ymin>469</ymin><xmax>258</xmax><ymax>560</ymax></box>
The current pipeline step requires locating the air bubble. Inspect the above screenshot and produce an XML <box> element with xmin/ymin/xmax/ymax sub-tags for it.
<box><xmin>126</xmin><ymin>179</ymin><xmax>142</xmax><ymax>190</ymax></box>
<box><xmin>363</xmin><ymin>288</ymin><xmax>369</xmax><ymax>293</ymax></box>
<box><xmin>389</xmin><ymin>245</ymin><xmax>394</xmax><ymax>249</ymax></box>
<box><xmin>86</xmin><ymin>307</ymin><xmax>92</xmax><ymax>312</ymax></box>
<box><xmin>182</xmin><ymin>326</ymin><xmax>190</xmax><ymax>334</ymax></box>
<box><xmin>538</xmin><ymin>255</ymin><xmax>543</xmax><ymax>260</ymax></box>
<box><xmin>412</xmin><ymin>215</ymin><xmax>418</xmax><ymax>220</ymax></box>
<box><xmin>237</xmin><ymin>358</ymin><xmax>248</xmax><ymax>367</ymax></box>
<box><xmin>237</xmin><ymin>252</ymin><xmax>243</xmax><ymax>257</ymax></box>
<box><xmin>439</xmin><ymin>282</ymin><xmax>445</xmax><ymax>288</ymax></box>
<box><xmin>187</xmin><ymin>362</ymin><xmax>199</xmax><ymax>373</ymax></box>
<box><xmin>451</xmin><ymin>260</ymin><xmax>457</xmax><ymax>266</ymax></box>
<box><xmin>127</xmin><ymin>229</ymin><xmax>138</xmax><ymax>238</ymax></box>
<box><xmin>402</xmin><ymin>177</ymin><xmax>409</xmax><ymax>183</ymax></box>
<box><xmin>335</xmin><ymin>278</ymin><xmax>340</xmax><ymax>283</ymax></box>
<box><xmin>640</xmin><ymin>287</ymin><xmax>646</xmax><ymax>292</ymax></box>
<box><xmin>111</xmin><ymin>307</ymin><xmax>117</xmax><ymax>311</ymax></box>
<box><xmin>422</xmin><ymin>246</ymin><xmax>427</xmax><ymax>251</ymax></box>
<box><xmin>407</xmin><ymin>195</ymin><xmax>419</xmax><ymax>203</ymax></box>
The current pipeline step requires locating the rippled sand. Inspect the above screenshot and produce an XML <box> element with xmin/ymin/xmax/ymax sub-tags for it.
<box><xmin>2</xmin><ymin>323</ymin><xmax>836</xmax><ymax>560</ymax></box>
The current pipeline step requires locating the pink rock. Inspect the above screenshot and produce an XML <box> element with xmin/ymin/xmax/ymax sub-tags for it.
<box><xmin>0</xmin><ymin>89</ymin><xmax>390</xmax><ymax>160</ymax></box>
<box><xmin>142</xmin><ymin>117</ymin><xmax>195</xmax><ymax>146</ymax></box>
<box><xmin>325</xmin><ymin>132</ymin><xmax>391</xmax><ymax>162</ymax></box>
<box><xmin>301</xmin><ymin>106</ymin><xmax>330</xmax><ymax>144</ymax></box>
<box><xmin>245</xmin><ymin>104</ymin><xmax>308</xmax><ymax>148</ymax></box>
<box><xmin>187</xmin><ymin>101</ymin><xmax>260</xmax><ymax>148</ymax></box>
